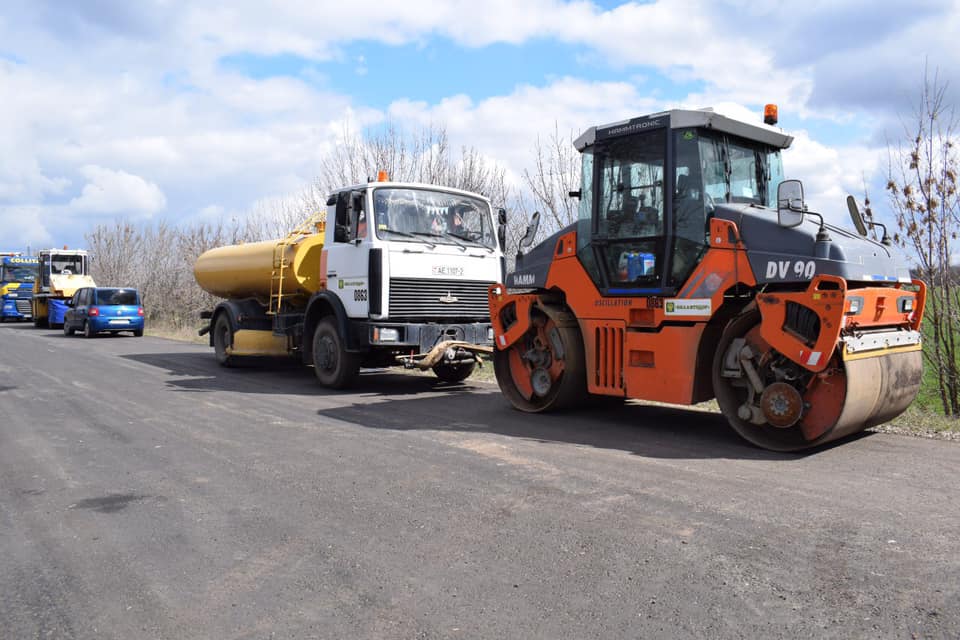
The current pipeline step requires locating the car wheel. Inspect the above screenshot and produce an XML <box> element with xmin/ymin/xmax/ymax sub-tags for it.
<box><xmin>63</xmin><ymin>321</ymin><xmax>75</xmax><ymax>337</ymax></box>
<box><xmin>312</xmin><ymin>318</ymin><xmax>360</xmax><ymax>389</ymax></box>
<box><xmin>213</xmin><ymin>314</ymin><xmax>235</xmax><ymax>366</ymax></box>
<box><xmin>83</xmin><ymin>321</ymin><xmax>95</xmax><ymax>338</ymax></box>
<box><xmin>133</xmin><ymin>328</ymin><xmax>144</xmax><ymax>337</ymax></box>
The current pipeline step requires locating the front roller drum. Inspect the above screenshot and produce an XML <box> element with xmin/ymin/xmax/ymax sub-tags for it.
<box><xmin>493</xmin><ymin>304</ymin><xmax>586</xmax><ymax>412</ymax></box>
<box><xmin>713</xmin><ymin>310</ymin><xmax>923</xmax><ymax>451</ymax></box>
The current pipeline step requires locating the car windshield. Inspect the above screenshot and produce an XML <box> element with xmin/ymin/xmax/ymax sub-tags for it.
<box><xmin>1</xmin><ymin>265</ymin><xmax>36</xmax><ymax>282</ymax></box>
<box><xmin>96</xmin><ymin>289</ymin><xmax>139</xmax><ymax>305</ymax></box>
<box><xmin>372</xmin><ymin>188</ymin><xmax>496</xmax><ymax>249</ymax></box>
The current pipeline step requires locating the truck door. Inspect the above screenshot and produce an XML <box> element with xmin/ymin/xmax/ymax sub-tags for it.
<box><xmin>324</xmin><ymin>190</ymin><xmax>370</xmax><ymax>319</ymax></box>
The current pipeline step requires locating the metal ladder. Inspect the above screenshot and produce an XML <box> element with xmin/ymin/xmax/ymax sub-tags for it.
<box><xmin>268</xmin><ymin>212</ymin><xmax>326</xmax><ymax>317</ymax></box>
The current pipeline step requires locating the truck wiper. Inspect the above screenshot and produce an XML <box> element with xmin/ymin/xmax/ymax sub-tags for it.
<box><xmin>407</xmin><ymin>231</ymin><xmax>450</xmax><ymax>248</ymax></box>
<box><xmin>445</xmin><ymin>232</ymin><xmax>494</xmax><ymax>253</ymax></box>
<box><xmin>384</xmin><ymin>229</ymin><xmax>436</xmax><ymax>248</ymax></box>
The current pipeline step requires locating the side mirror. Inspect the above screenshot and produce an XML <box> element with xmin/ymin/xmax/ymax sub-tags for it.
<box><xmin>519</xmin><ymin>211</ymin><xmax>541</xmax><ymax>250</ymax></box>
<box><xmin>777</xmin><ymin>179</ymin><xmax>805</xmax><ymax>228</ymax></box>
<box><xmin>846</xmin><ymin>195</ymin><xmax>868</xmax><ymax>236</ymax></box>
<box><xmin>497</xmin><ymin>208</ymin><xmax>507</xmax><ymax>250</ymax></box>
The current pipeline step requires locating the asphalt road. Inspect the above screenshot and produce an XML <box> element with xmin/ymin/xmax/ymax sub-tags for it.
<box><xmin>1</xmin><ymin>322</ymin><xmax>958</xmax><ymax>639</ymax></box>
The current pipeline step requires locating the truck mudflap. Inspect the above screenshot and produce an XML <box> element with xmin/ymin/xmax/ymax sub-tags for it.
<box><xmin>396</xmin><ymin>340</ymin><xmax>493</xmax><ymax>370</ymax></box>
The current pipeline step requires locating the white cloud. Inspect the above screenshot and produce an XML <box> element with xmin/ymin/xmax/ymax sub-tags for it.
<box><xmin>69</xmin><ymin>165</ymin><xmax>167</xmax><ymax>217</ymax></box>
<box><xmin>0</xmin><ymin>205</ymin><xmax>53</xmax><ymax>251</ymax></box>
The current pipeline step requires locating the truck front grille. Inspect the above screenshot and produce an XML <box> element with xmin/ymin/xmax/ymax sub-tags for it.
<box><xmin>388</xmin><ymin>278</ymin><xmax>492</xmax><ymax>319</ymax></box>
<box><xmin>15</xmin><ymin>300</ymin><xmax>31</xmax><ymax>315</ymax></box>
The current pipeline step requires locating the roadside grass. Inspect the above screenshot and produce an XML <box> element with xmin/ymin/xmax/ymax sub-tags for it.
<box><xmin>145</xmin><ymin>321</ymin><xmax>207</xmax><ymax>345</ymax></box>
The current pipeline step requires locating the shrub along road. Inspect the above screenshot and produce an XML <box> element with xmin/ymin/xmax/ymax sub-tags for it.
<box><xmin>1</xmin><ymin>323</ymin><xmax>958</xmax><ymax>639</ymax></box>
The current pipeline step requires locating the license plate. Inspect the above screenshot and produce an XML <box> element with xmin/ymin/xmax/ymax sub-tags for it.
<box><xmin>108</xmin><ymin>319</ymin><xmax>130</xmax><ymax>325</ymax></box>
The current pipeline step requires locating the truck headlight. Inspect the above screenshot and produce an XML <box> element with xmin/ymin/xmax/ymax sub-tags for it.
<box><xmin>373</xmin><ymin>327</ymin><xmax>399</xmax><ymax>343</ymax></box>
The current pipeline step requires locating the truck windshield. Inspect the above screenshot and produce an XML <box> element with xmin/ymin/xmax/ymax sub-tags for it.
<box><xmin>1</xmin><ymin>265</ymin><xmax>36</xmax><ymax>282</ymax></box>
<box><xmin>372</xmin><ymin>188</ymin><xmax>496</xmax><ymax>249</ymax></box>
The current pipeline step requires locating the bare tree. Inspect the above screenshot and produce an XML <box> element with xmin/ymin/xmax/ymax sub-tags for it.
<box><xmin>887</xmin><ymin>66</ymin><xmax>960</xmax><ymax>415</ymax></box>
<box><xmin>522</xmin><ymin>122</ymin><xmax>582</xmax><ymax>234</ymax></box>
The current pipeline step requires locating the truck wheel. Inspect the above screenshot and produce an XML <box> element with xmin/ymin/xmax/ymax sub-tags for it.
<box><xmin>312</xmin><ymin>318</ymin><xmax>360</xmax><ymax>389</ymax></box>
<box><xmin>33</xmin><ymin>315</ymin><xmax>47</xmax><ymax>328</ymax></box>
<box><xmin>213</xmin><ymin>314</ymin><xmax>235</xmax><ymax>367</ymax></box>
<box><xmin>83</xmin><ymin>321</ymin><xmax>96</xmax><ymax>338</ymax></box>
<box><xmin>433</xmin><ymin>361</ymin><xmax>476</xmax><ymax>383</ymax></box>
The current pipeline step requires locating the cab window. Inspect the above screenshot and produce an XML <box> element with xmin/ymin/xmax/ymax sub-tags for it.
<box><xmin>593</xmin><ymin>127</ymin><xmax>666</xmax><ymax>290</ymax></box>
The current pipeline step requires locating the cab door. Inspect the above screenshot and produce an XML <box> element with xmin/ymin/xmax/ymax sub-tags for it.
<box><xmin>323</xmin><ymin>190</ymin><xmax>370</xmax><ymax>319</ymax></box>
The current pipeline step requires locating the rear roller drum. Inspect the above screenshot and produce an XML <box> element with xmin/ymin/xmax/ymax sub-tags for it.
<box><xmin>493</xmin><ymin>304</ymin><xmax>586</xmax><ymax>412</ymax></box>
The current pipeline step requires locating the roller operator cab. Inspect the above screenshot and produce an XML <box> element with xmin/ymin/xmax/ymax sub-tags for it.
<box><xmin>489</xmin><ymin>108</ymin><xmax>926</xmax><ymax>451</ymax></box>
<box><xmin>31</xmin><ymin>249</ymin><xmax>96</xmax><ymax>328</ymax></box>
<box><xmin>195</xmin><ymin>181</ymin><xmax>506</xmax><ymax>388</ymax></box>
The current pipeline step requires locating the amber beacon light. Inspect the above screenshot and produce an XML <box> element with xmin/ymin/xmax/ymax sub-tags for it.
<box><xmin>763</xmin><ymin>104</ymin><xmax>779</xmax><ymax>125</ymax></box>
<box><xmin>377</xmin><ymin>170</ymin><xmax>389</xmax><ymax>182</ymax></box>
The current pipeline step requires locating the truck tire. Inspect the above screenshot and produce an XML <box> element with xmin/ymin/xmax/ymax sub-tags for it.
<box><xmin>213</xmin><ymin>314</ymin><xmax>235</xmax><ymax>367</ymax></box>
<box><xmin>433</xmin><ymin>361</ymin><xmax>476</xmax><ymax>383</ymax></box>
<box><xmin>312</xmin><ymin>318</ymin><xmax>360</xmax><ymax>389</ymax></box>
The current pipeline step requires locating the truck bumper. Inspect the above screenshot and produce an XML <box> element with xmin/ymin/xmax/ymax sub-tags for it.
<box><xmin>350</xmin><ymin>320</ymin><xmax>494</xmax><ymax>369</ymax></box>
<box><xmin>2</xmin><ymin>298</ymin><xmax>32</xmax><ymax>320</ymax></box>
<box><xmin>351</xmin><ymin>320</ymin><xmax>493</xmax><ymax>353</ymax></box>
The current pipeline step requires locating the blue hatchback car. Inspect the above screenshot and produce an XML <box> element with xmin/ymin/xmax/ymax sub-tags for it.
<box><xmin>64</xmin><ymin>287</ymin><xmax>145</xmax><ymax>337</ymax></box>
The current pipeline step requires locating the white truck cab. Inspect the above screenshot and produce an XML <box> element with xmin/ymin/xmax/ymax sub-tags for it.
<box><xmin>316</xmin><ymin>181</ymin><xmax>505</xmax><ymax>382</ymax></box>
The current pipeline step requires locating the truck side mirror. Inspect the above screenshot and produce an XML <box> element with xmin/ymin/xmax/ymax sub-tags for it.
<box><xmin>777</xmin><ymin>180</ymin><xmax>805</xmax><ymax>228</ymax></box>
<box><xmin>497</xmin><ymin>208</ymin><xmax>507</xmax><ymax>250</ymax></box>
<box><xmin>334</xmin><ymin>191</ymin><xmax>360</xmax><ymax>243</ymax></box>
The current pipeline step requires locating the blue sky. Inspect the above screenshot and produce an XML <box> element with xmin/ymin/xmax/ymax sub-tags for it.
<box><xmin>1</xmin><ymin>0</ymin><xmax>958</xmax><ymax>252</ymax></box>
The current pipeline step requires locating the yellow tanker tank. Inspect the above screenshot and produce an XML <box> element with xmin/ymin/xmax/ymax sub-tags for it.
<box><xmin>194</xmin><ymin>232</ymin><xmax>325</xmax><ymax>301</ymax></box>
